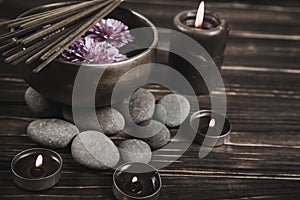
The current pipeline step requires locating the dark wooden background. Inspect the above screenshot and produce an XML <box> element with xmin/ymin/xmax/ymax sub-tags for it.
<box><xmin>1</xmin><ymin>0</ymin><xmax>300</xmax><ymax>199</ymax></box>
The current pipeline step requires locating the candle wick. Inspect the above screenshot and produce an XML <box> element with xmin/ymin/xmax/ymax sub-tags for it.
<box><xmin>35</xmin><ymin>154</ymin><xmax>43</xmax><ymax>168</ymax></box>
<box><xmin>132</xmin><ymin>176</ymin><xmax>138</xmax><ymax>183</ymax></box>
<box><xmin>195</xmin><ymin>1</ymin><xmax>205</xmax><ymax>28</ymax></box>
<box><xmin>209</xmin><ymin>119</ymin><xmax>215</xmax><ymax>128</ymax></box>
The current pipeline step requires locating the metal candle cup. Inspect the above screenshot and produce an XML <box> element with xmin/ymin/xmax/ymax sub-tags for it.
<box><xmin>113</xmin><ymin>162</ymin><xmax>162</xmax><ymax>200</ymax></box>
<box><xmin>170</xmin><ymin>10</ymin><xmax>229</xmax><ymax>94</ymax></box>
<box><xmin>190</xmin><ymin>110</ymin><xmax>231</xmax><ymax>147</ymax></box>
<box><xmin>11</xmin><ymin>148</ymin><xmax>63</xmax><ymax>191</ymax></box>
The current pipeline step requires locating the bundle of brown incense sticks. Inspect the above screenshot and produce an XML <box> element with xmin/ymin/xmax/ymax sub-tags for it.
<box><xmin>0</xmin><ymin>0</ymin><xmax>122</xmax><ymax>73</ymax></box>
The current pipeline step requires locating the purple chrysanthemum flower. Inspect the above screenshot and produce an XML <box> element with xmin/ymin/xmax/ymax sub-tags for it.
<box><xmin>61</xmin><ymin>37</ymin><xmax>127</xmax><ymax>64</ymax></box>
<box><xmin>87</xmin><ymin>18</ymin><xmax>134</xmax><ymax>48</ymax></box>
<box><xmin>60</xmin><ymin>37</ymin><xmax>90</xmax><ymax>63</ymax></box>
<box><xmin>60</xmin><ymin>18</ymin><xmax>133</xmax><ymax>64</ymax></box>
<box><xmin>85</xmin><ymin>40</ymin><xmax>127</xmax><ymax>64</ymax></box>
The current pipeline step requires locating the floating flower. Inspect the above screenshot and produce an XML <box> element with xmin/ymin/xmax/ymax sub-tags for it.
<box><xmin>60</xmin><ymin>18</ymin><xmax>133</xmax><ymax>64</ymax></box>
<box><xmin>60</xmin><ymin>37</ymin><xmax>90</xmax><ymax>63</ymax></box>
<box><xmin>84</xmin><ymin>40</ymin><xmax>127</xmax><ymax>64</ymax></box>
<box><xmin>61</xmin><ymin>37</ymin><xmax>127</xmax><ymax>64</ymax></box>
<box><xmin>87</xmin><ymin>18</ymin><xmax>134</xmax><ymax>48</ymax></box>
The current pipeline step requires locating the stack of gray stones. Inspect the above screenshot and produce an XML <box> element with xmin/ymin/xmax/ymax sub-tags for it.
<box><xmin>25</xmin><ymin>87</ymin><xmax>190</xmax><ymax>170</ymax></box>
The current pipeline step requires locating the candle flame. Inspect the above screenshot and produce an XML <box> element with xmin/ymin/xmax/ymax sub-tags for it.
<box><xmin>35</xmin><ymin>154</ymin><xmax>43</xmax><ymax>168</ymax></box>
<box><xmin>132</xmin><ymin>176</ymin><xmax>138</xmax><ymax>183</ymax></box>
<box><xmin>195</xmin><ymin>1</ymin><xmax>205</xmax><ymax>28</ymax></box>
<box><xmin>209</xmin><ymin>119</ymin><xmax>215</xmax><ymax>128</ymax></box>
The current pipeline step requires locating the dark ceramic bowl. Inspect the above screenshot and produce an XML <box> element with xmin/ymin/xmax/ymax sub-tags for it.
<box><xmin>16</xmin><ymin>2</ymin><xmax>158</xmax><ymax>106</ymax></box>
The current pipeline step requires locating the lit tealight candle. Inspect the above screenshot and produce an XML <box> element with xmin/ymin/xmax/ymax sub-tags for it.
<box><xmin>11</xmin><ymin>148</ymin><xmax>63</xmax><ymax>191</ymax></box>
<box><xmin>190</xmin><ymin>110</ymin><xmax>231</xmax><ymax>147</ymax></box>
<box><xmin>113</xmin><ymin>162</ymin><xmax>162</xmax><ymax>200</ymax></box>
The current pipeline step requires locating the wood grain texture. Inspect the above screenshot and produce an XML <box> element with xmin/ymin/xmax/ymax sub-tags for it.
<box><xmin>1</xmin><ymin>1</ymin><xmax>300</xmax><ymax>199</ymax></box>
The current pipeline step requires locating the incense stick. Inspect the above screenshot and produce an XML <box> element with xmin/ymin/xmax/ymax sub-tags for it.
<box><xmin>34</xmin><ymin>0</ymin><xmax>121</xmax><ymax>73</ymax></box>
<box><xmin>25</xmin><ymin>24</ymin><xmax>83</xmax><ymax>65</ymax></box>
<box><xmin>0</xmin><ymin>0</ymin><xmax>123</xmax><ymax>73</ymax></box>
<box><xmin>5</xmin><ymin>28</ymin><xmax>68</xmax><ymax>64</ymax></box>
<box><xmin>0</xmin><ymin>7</ymin><xmax>71</xmax><ymax>27</ymax></box>
<box><xmin>20</xmin><ymin>0</ymin><xmax>107</xmax><ymax>29</ymax></box>
<box><xmin>21</xmin><ymin>0</ymin><xmax>113</xmax><ymax>46</ymax></box>
<box><xmin>0</xmin><ymin>41</ymin><xmax>19</xmax><ymax>52</ymax></box>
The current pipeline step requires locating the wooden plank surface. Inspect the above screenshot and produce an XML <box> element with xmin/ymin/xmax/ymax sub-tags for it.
<box><xmin>1</xmin><ymin>1</ymin><xmax>300</xmax><ymax>199</ymax></box>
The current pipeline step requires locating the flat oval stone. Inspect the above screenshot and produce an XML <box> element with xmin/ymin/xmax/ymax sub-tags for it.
<box><xmin>71</xmin><ymin>131</ymin><xmax>120</xmax><ymax>170</ymax></box>
<box><xmin>119</xmin><ymin>139</ymin><xmax>152</xmax><ymax>164</ymax></box>
<box><xmin>25</xmin><ymin>87</ymin><xmax>61</xmax><ymax>117</ymax></box>
<box><xmin>158</xmin><ymin>94</ymin><xmax>190</xmax><ymax>127</ymax></box>
<box><xmin>141</xmin><ymin>120</ymin><xmax>171</xmax><ymax>149</ymax></box>
<box><xmin>152</xmin><ymin>104</ymin><xmax>167</xmax><ymax>124</ymax></box>
<box><xmin>27</xmin><ymin>119</ymin><xmax>79</xmax><ymax>149</ymax></box>
<box><xmin>63</xmin><ymin>107</ymin><xmax>125</xmax><ymax>136</ymax></box>
<box><xmin>97</xmin><ymin>107</ymin><xmax>125</xmax><ymax>136</ymax></box>
<box><xmin>129</xmin><ymin>88</ymin><xmax>155</xmax><ymax>124</ymax></box>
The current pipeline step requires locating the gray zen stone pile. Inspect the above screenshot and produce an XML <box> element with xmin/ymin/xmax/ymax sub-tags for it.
<box><xmin>24</xmin><ymin>87</ymin><xmax>190</xmax><ymax>170</ymax></box>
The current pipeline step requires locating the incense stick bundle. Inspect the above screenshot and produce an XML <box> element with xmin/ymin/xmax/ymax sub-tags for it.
<box><xmin>0</xmin><ymin>0</ymin><xmax>123</xmax><ymax>73</ymax></box>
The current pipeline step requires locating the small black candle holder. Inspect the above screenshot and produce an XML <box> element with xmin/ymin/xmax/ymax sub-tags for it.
<box><xmin>169</xmin><ymin>10</ymin><xmax>229</xmax><ymax>95</ymax></box>
<box><xmin>113</xmin><ymin>162</ymin><xmax>162</xmax><ymax>200</ymax></box>
<box><xmin>11</xmin><ymin>148</ymin><xmax>63</xmax><ymax>191</ymax></box>
<box><xmin>190</xmin><ymin>110</ymin><xmax>231</xmax><ymax>147</ymax></box>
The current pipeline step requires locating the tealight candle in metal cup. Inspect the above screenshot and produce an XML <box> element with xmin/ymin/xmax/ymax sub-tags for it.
<box><xmin>113</xmin><ymin>162</ymin><xmax>162</xmax><ymax>200</ymax></box>
<box><xmin>189</xmin><ymin>110</ymin><xmax>231</xmax><ymax>147</ymax></box>
<box><xmin>11</xmin><ymin>148</ymin><xmax>63</xmax><ymax>191</ymax></box>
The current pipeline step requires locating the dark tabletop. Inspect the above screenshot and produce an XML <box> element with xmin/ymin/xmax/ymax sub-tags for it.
<box><xmin>1</xmin><ymin>0</ymin><xmax>300</xmax><ymax>199</ymax></box>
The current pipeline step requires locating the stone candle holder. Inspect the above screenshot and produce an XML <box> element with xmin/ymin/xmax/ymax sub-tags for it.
<box><xmin>169</xmin><ymin>10</ymin><xmax>229</xmax><ymax>94</ymax></box>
